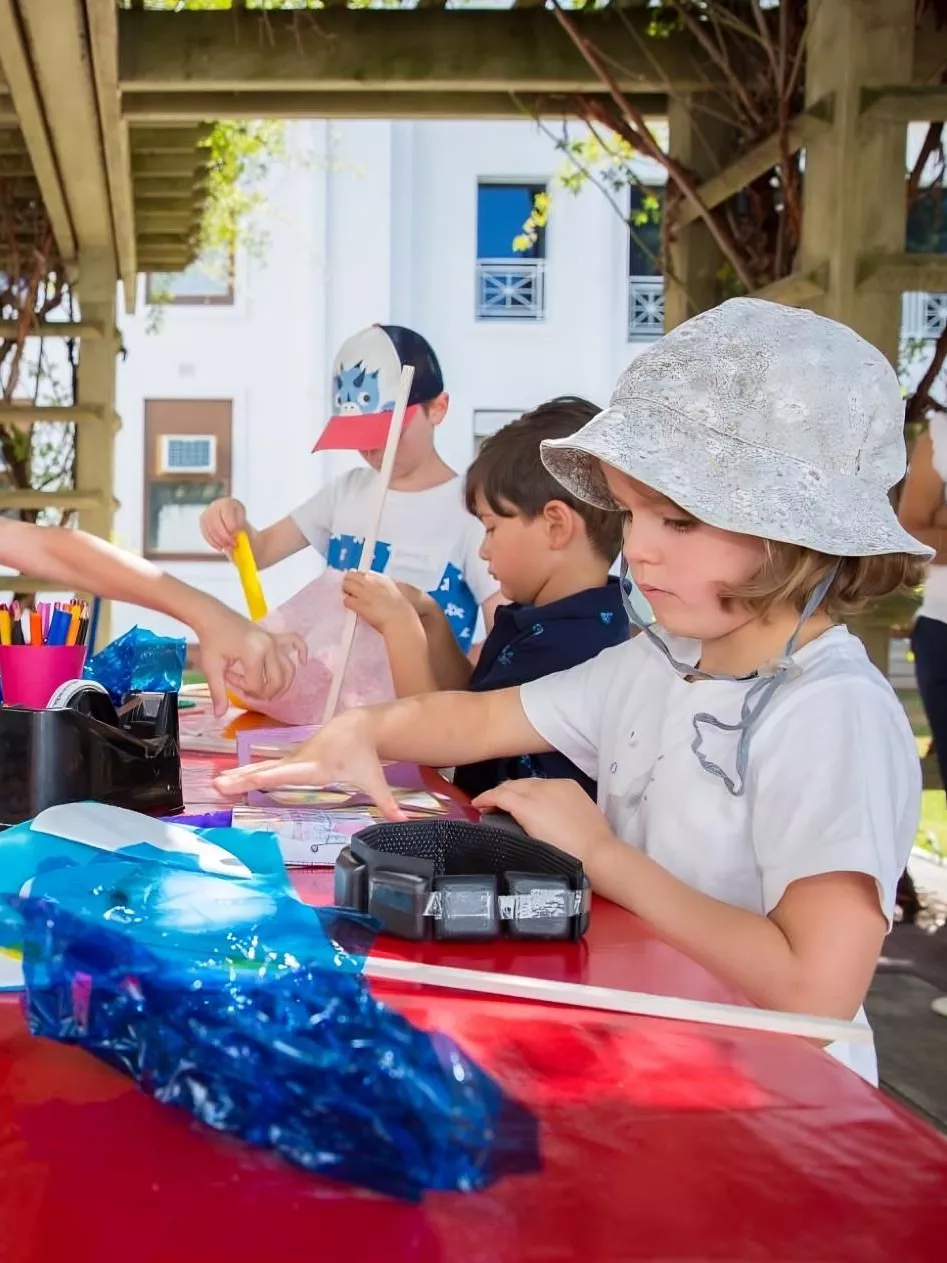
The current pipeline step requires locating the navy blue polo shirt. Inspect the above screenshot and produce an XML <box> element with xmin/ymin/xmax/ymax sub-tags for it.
<box><xmin>453</xmin><ymin>577</ymin><xmax>629</xmax><ymax>801</ymax></box>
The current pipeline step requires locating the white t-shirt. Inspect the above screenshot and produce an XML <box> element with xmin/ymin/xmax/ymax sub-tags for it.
<box><xmin>520</xmin><ymin>624</ymin><xmax>921</xmax><ymax>1085</ymax></box>
<box><xmin>291</xmin><ymin>469</ymin><xmax>497</xmax><ymax>646</ymax></box>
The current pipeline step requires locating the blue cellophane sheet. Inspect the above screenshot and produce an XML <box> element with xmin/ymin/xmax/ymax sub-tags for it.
<box><xmin>15</xmin><ymin>854</ymin><xmax>538</xmax><ymax>1200</ymax></box>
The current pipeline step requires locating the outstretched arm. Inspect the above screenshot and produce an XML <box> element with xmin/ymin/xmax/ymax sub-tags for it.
<box><xmin>0</xmin><ymin>519</ymin><xmax>303</xmax><ymax>715</ymax></box>
<box><xmin>215</xmin><ymin>686</ymin><xmax>545</xmax><ymax>814</ymax></box>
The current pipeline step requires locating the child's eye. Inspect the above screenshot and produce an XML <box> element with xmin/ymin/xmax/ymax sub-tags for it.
<box><xmin>664</xmin><ymin>517</ymin><xmax>696</xmax><ymax>534</ymax></box>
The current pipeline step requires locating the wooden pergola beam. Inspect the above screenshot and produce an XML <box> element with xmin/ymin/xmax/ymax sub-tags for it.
<box><xmin>131</xmin><ymin>151</ymin><xmax>210</xmax><ymax>177</ymax></box>
<box><xmin>751</xmin><ymin>266</ymin><xmax>828</xmax><ymax>306</ymax></box>
<box><xmin>861</xmin><ymin>84</ymin><xmax>947</xmax><ymax>122</ymax></box>
<box><xmin>0</xmin><ymin>0</ymin><xmax>77</xmax><ymax>263</ymax></box>
<box><xmin>675</xmin><ymin>99</ymin><xmax>834</xmax><ymax>230</ymax></box>
<box><xmin>86</xmin><ymin>0</ymin><xmax>138</xmax><ymax>312</ymax></box>
<box><xmin>17</xmin><ymin>2</ymin><xmax>113</xmax><ymax>258</ymax></box>
<box><xmin>129</xmin><ymin>126</ymin><xmax>213</xmax><ymax>153</ymax></box>
<box><xmin>0</xmin><ymin>322</ymin><xmax>113</xmax><ymax>341</ymax></box>
<box><xmin>0</xmin><ymin>489</ymin><xmax>110</xmax><ymax>512</ymax></box>
<box><xmin>131</xmin><ymin>174</ymin><xmax>209</xmax><ymax>194</ymax></box>
<box><xmin>0</xmin><ymin>404</ymin><xmax>107</xmax><ymax>423</ymax></box>
<box><xmin>122</xmin><ymin>88</ymin><xmax>670</xmax><ymax>124</ymax></box>
<box><xmin>133</xmin><ymin>194</ymin><xmax>205</xmax><ymax>214</ymax></box>
<box><xmin>857</xmin><ymin>251</ymin><xmax>947</xmax><ymax>292</ymax></box>
<box><xmin>118</xmin><ymin>8</ymin><xmax>718</xmax><ymax>96</ymax></box>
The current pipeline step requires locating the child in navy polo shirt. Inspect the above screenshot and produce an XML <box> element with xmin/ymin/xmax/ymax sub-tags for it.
<box><xmin>341</xmin><ymin>397</ymin><xmax>628</xmax><ymax>798</ymax></box>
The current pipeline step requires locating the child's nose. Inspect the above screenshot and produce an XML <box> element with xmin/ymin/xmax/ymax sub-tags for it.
<box><xmin>622</xmin><ymin>525</ymin><xmax>660</xmax><ymax>566</ymax></box>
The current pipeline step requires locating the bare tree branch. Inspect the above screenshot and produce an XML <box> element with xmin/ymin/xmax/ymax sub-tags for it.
<box><xmin>549</xmin><ymin>0</ymin><xmax>755</xmax><ymax>293</ymax></box>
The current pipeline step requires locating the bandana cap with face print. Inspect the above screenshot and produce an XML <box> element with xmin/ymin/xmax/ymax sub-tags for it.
<box><xmin>314</xmin><ymin>324</ymin><xmax>445</xmax><ymax>453</ymax></box>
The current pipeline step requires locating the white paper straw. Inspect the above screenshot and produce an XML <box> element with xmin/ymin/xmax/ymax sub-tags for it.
<box><xmin>363</xmin><ymin>955</ymin><xmax>873</xmax><ymax>1046</ymax></box>
<box><xmin>322</xmin><ymin>364</ymin><xmax>415</xmax><ymax>724</ymax></box>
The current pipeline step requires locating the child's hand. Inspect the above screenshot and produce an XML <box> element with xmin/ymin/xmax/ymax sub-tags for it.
<box><xmin>396</xmin><ymin>581</ymin><xmax>440</xmax><ymax>623</ymax></box>
<box><xmin>473</xmin><ymin>779</ymin><xmax>615</xmax><ymax>864</ymax></box>
<box><xmin>193</xmin><ymin>604</ymin><xmax>307</xmax><ymax>717</ymax></box>
<box><xmin>342</xmin><ymin>570</ymin><xmax>416</xmax><ymax>633</ymax></box>
<box><xmin>214</xmin><ymin>709</ymin><xmax>405</xmax><ymax>819</ymax></box>
<box><xmin>200</xmin><ymin>497</ymin><xmax>248</xmax><ymax>553</ymax></box>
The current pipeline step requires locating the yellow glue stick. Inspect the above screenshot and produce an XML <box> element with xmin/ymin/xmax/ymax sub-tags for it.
<box><xmin>231</xmin><ymin>530</ymin><xmax>268</xmax><ymax>622</ymax></box>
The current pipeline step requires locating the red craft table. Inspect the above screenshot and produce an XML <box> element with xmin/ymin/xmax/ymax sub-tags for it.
<box><xmin>1</xmin><ymin>751</ymin><xmax>946</xmax><ymax>1262</ymax></box>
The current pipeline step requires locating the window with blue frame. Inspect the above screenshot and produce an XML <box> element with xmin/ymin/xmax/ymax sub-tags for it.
<box><xmin>476</xmin><ymin>182</ymin><xmax>547</xmax><ymax>320</ymax></box>
<box><xmin>628</xmin><ymin>184</ymin><xmax>665</xmax><ymax>341</ymax></box>
<box><xmin>628</xmin><ymin>183</ymin><xmax>663</xmax><ymax>278</ymax></box>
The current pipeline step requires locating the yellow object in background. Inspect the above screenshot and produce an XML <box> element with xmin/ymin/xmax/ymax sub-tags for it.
<box><xmin>231</xmin><ymin>530</ymin><xmax>268</xmax><ymax>622</ymax></box>
<box><xmin>227</xmin><ymin>531</ymin><xmax>268</xmax><ymax>712</ymax></box>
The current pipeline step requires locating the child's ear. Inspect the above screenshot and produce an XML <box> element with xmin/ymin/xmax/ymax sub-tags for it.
<box><xmin>542</xmin><ymin>500</ymin><xmax>577</xmax><ymax>550</ymax></box>
<box><xmin>426</xmin><ymin>393</ymin><xmax>449</xmax><ymax>427</ymax></box>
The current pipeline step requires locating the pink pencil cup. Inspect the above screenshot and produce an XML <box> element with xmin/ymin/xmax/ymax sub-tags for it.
<box><xmin>0</xmin><ymin>645</ymin><xmax>88</xmax><ymax>709</ymax></box>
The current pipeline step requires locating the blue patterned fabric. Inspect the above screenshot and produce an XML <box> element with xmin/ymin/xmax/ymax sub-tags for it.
<box><xmin>326</xmin><ymin>535</ymin><xmax>478</xmax><ymax>645</ymax></box>
<box><xmin>454</xmin><ymin>577</ymin><xmax>628</xmax><ymax>799</ymax></box>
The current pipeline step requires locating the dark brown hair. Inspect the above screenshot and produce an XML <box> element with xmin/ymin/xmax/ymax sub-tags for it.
<box><xmin>465</xmin><ymin>397</ymin><xmax>623</xmax><ymax>563</ymax></box>
<box><xmin>726</xmin><ymin>540</ymin><xmax>927</xmax><ymax>619</ymax></box>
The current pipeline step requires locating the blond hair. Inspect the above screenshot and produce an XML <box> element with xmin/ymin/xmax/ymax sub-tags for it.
<box><xmin>725</xmin><ymin>540</ymin><xmax>926</xmax><ymax>620</ymax></box>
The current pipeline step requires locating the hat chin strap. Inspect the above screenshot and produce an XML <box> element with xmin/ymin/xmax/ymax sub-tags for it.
<box><xmin>619</xmin><ymin>558</ymin><xmax>839</xmax><ymax>797</ymax></box>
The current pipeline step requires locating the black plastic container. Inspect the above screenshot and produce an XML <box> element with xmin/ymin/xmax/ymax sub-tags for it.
<box><xmin>0</xmin><ymin>690</ymin><xmax>183</xmax><ymax>827</ymax></box>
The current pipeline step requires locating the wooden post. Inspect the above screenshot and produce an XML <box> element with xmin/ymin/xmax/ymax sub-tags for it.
<box><xmin>797</xmin><ymin>0</ymin><xmax>914</xmax><ymax>366</ymax></box>
<box><xmin>664</xmin><ymin>96</ymin><xmax>738</xmax><ymax>331</ymax></box>
<box><xmin>75</xmin><ymin>247</ymin><xmax>119</xmax><ymax>647</ymax></box>
<box><xmin>798</xmin><ymin>0</ymin><xmax>915</xmax><ymax>674</ymax></box>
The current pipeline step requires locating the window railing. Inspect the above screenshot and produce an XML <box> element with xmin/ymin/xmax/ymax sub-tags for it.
<box><xmin>628</xmin><ymin>275</ymin><xmax>665</xmax><ymax>341</ymax></box>
<box><xmin>476</xmin><ymin>258</ymin><xmax>546</xmax><ymax>320</ymax></box>
<box><xmin>902</xmin><ymin>291</ymin><xmax>947</xmax><ymax>342</ymax></box>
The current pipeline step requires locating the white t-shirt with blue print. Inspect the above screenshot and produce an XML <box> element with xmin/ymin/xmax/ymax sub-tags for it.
<box><xmin>291</xmin><ymin>469</ymin><xmax>497</xmax><ymax>646</ymax></box>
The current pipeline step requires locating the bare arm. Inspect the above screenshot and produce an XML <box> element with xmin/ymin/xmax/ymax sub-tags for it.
<box><xmin>381</xmin><ymin>614</ymin><xmax>440</xmax><ymax>697</ymax></box>
<box><xmin>341</xmin><ymin>572</ymin><xmax>441</xmax><ymax>696</ymax></box>
<box><xmin>0</xmin><ymin>519</ymin><xmax>303</xmax><ymax>714</ymax></box>
<box><xmin>200</xmin><ymin>497</ymin><xmax>309</xmax><ymax>571</ymax></box>
<box><xmin>215</xmin><ymin>687</ymin><xmax>547</xmax><ymax>812</ymax></box>
<box><xmin>898</xmin><ymin>433</ymin><xmax>947</xmax><ymax>562</ymax></box>
<box><xmin>474</xmin><ymin>776</ymin><xmax>885</xmax><ymax>1024</ymax></box>
<box><xmin>586</xmin><ymin>836</ymin><xmax>884</xmax><ymax>1021</ymax></box>
<box><xmin>480</xmin><ymin>590</ymin><xmax>504</xmax><ymax>634</ymax></box>
<box><xmin>416</xmin><ymin>596</ymin><xmax>474</xmax><ymax>690</ymax></box>
<box><xmin>245</xmin><ymin>515</ymin><xmax>309</xmax><ymax>571</ymax></box>
<box><xmin>1</xmin><ymin>518</ymin><xmax>227</xmax><ymax>622</ymax></box>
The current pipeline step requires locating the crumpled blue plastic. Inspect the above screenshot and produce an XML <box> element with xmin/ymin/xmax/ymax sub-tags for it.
<box><xmin>16</xmin><ymin>854</ymin><xmax>539</xmax><ymax>1200</ymax></box>
<box><xmin>83</xmin><ymin>626</ymin><xmax>186</xmax><ymax>703</ymax></box>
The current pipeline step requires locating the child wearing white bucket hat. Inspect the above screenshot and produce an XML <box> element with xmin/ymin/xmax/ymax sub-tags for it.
<box><xmin>217</xmin><ymin>298</ymin><xmax>930</xmax><ymax>1086</ymax></box>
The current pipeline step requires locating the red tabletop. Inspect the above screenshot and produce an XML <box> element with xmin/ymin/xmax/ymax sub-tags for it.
<box><xmin>1</xmin><ymin>753</ymin><xmax>946</xmax><ymax>1262</ymax></box>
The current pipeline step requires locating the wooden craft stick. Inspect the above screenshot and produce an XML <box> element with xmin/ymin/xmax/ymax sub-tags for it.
<box><xmin>362</xmin><ymin>956</ymin><xmax>874</xmax><ymax>1046</ymax></box>
<box><xmin>321</xmin><ymin>363</ymin><xmax>415</xmax><ymax>724</ymax></box>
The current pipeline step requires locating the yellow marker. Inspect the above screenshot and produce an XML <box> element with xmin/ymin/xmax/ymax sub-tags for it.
<box><xmin>0</xmin><ymin>609</ymin><xmax>11</xmax><ymax>646</ymax></box>
<box><xmin>231</xmin><ymin>531</ymin><xmax>268</xmax><ymax>622</ymax></box>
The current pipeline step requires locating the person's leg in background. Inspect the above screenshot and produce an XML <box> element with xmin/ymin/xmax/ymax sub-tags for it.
<box><xmin>912</xmin><ymin>615</ymin><xmax>947</xmax><ymax>790</ymax></box>
<box><xmin>909</xmin><ymin>615</ymin><xmax>947</xmax><ymax>1012</ymax></box>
